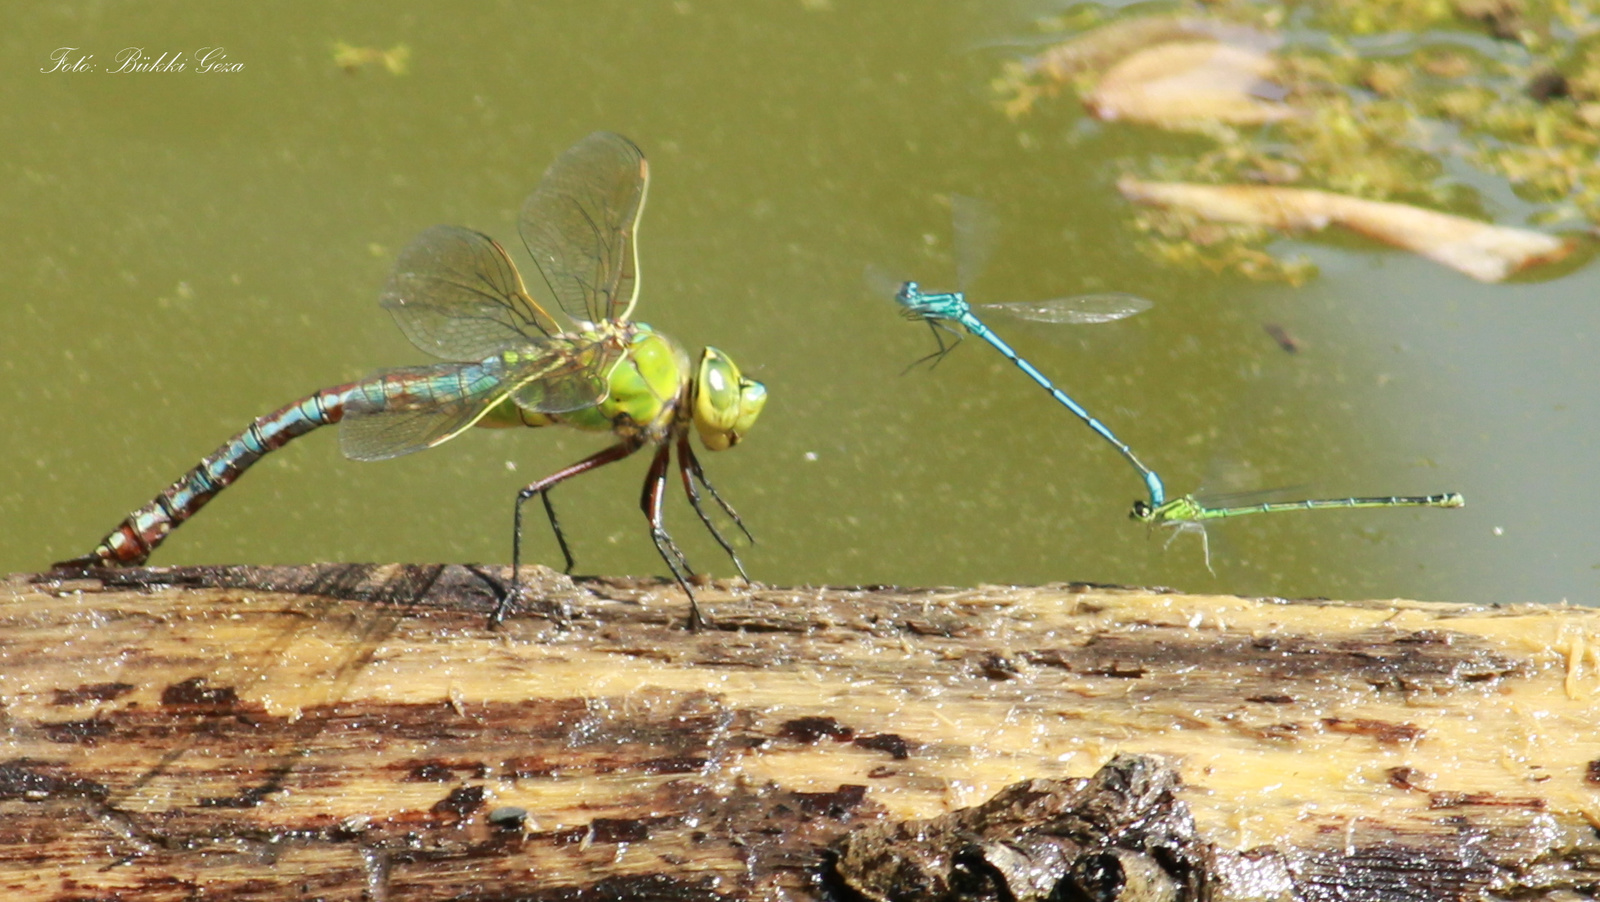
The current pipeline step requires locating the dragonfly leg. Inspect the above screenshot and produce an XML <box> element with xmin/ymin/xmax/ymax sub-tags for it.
<box><xmin>497</xmin><ymin>441</ymin><xmax>640</xmax><ymax>629</ymax></box>
<box><xmin>674</xmin><ymin>434</ymin><xmax>752</xmax><ymax>581</ymax></box>
<box><xmin>641</xmin><ymin>441</ymin><xmax>703</xmax><ymax>630</ymax></box>
<box><xmin>464</xmin><ymin>564</ymin><xmax>510</xmax><ymax>611</ymax></box>
<box><xmin>538</xmin><ymin>491</ymin><xmax>577</xmax><ymax>574</ymax></box>
<box><xmin>902</xmin><ymin>317</ymin><xmax>965</xmax><ymax>374</ymax></box>
<box><xmin>683</xmin><ymin>442</ymin><xmax>754</xmax><ymax>545</ymax></box>
<box><xmin>1162</xmin><ymin>522</ymin><xmax>1216</xmax><ymax>576</ymax></box>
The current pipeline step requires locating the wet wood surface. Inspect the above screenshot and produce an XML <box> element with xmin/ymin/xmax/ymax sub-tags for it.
<box><xmin>4</xmin><ymin>563</ymin><xmax>1600</xmax><ymax>901</ymax></box>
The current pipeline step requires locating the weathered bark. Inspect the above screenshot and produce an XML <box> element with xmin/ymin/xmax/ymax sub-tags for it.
<box><xmin>2</xmin><ymin>563</ymin><xmax>1598</xmax><ymax>901</ymax></box>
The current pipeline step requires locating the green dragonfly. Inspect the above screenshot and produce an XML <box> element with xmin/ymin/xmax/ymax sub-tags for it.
<box><xmin>57</xmin><ymin>131</ymin><xmax>767</xmax><ymax>630</ymax></box>
<box><xmin>1131</xmin><ymin>491</ymin><xmax>1465</xmax><ymax>571</ymax></box>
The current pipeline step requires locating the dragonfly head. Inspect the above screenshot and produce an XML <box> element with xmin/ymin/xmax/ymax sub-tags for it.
<box><xmin>692</xmin><ymin>347</ymin><xmax>767</xmax><ymax>451</ymax></box>
<box><xmin>895</xmin><ymin>281</ymin><xmax>919</xmax><ymax>305</ymax></box>
<box><xmin>1130</xmin><ymin>500</ymin><xmax>1155</xmax><ymax>522</ymax></box>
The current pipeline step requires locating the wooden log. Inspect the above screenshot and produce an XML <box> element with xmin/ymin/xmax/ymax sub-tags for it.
<box><xmin>2</xmin><ymin>564</ymin><xmax>1598</xmax><ymax>900</ymax></box>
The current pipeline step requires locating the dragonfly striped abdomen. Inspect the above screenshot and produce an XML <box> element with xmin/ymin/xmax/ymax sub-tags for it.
<box><xmin>66</xmin><ymin>361</ymin><xmax>514</xmax><ymax>568</ymax></box>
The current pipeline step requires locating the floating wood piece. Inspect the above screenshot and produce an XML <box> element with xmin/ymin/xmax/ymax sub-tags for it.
<box><xmin>1087</xmin><ymin>41</ymin><xmax>1298</xmax><ymax>127</ymax></box>
<box><xmin>1000</xmin><ymin>14</ymin><xmax>1278</xmax><ymax>118</ymax></box>
<box><xmin>1119</xmin><ymin>177</ymin><xmax>1575</xmax><ymax>282</ymax></box>
<box><xmin>3</xmin><ymin>564</ymin><xmax>1600</xmax><ymax>900</ymax></box>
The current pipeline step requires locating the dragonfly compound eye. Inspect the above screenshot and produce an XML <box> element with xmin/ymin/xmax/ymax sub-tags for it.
<box><xmin>694</xmin><ymin>347</ymin><xmax>766</xmax><ymax>451</ymax></box>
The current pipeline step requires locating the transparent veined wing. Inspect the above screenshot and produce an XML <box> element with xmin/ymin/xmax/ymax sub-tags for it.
<box><xmin>507</xmin><ymin>334</ymin><xmax>621</xmax><ymax>415</ymax></box>
<box><xmin>864</xmin><ymin>263</ymin><xmax>911</xmax><ymax>302</ymax></box>
<box><xmin>950</xmin><ymin>194</ymin><xmax>999</xmax><ymax>291</ymax></box>
<box><xmin>380</xmin><ymin>225</ymin><xmax>566</xmax><ymax>362</ymax></box>
<box><xmin>981</xmin><ymin>293</ymin><xmax>1153</xmax><ymax>324</ymax></box>
<box><xmin>519</xmin><ymin>131</ymin><xmax>649</xmax><ymax>328</ymax></box>
<box><xmin>339</xmin><ymin>344</ymin><xmax>615</xmax><ymax>461</ymax></box>
<box><xmin>1188</xmin><ymin>485</ymin><xmax>1317</xmax><ymax>508</ymax></box>
<box><xmin>340</xmin><ymin>362</ymin><xmax>516</xmax><ymax>462</ymax></box>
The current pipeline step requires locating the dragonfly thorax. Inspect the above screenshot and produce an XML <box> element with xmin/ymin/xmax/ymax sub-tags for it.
<box><xmin>895</xmin><ymin>281</ymin><xmax>971</xmax><ymax>322</ymax></box>
<box><xmin>553</xmin><ymin>323</ymin><xmax>692</xmax><ymax>443</ymax></box>
<box><xmin>1130</xmin><ymin>497</ymin><xmax>1202</xmax><ymax>523</ymax></box>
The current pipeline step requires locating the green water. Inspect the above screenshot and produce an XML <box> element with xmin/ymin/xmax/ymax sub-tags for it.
<box><xmin>4</xmin><ymin>2</ymin><xmax>1596</xmax><ymax>607</ymax></box>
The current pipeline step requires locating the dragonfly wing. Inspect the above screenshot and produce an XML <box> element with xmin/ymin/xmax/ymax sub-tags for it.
<box><xmin>381</xmin><ymin>225</ymin><xmax>565</xmax><ymax>361</ymax></box>
<box><xmin>982</xmin><ymin>293</ymin><xmax>1154</xmax><ymax>324</ymax></box>
<box><xmin>950</xmin><ymin>194</ymin><xmax>998</xmax><ymax>291</ymax></box>
<box><xmin>508</xmin><ymin>337</ymin><xmax>624</xmax><ymax>415</ymax></box>
<box><xmin>1190</xmin><ymin>485</ymin><xmax>1313</xmax><ymax>508</ymax></box>
<box><xmin>519</xmin><ymin>132</ymin><xmax>649</xmax><ymax>327</ymax></box>
<box><xmin>340</xmin><ymin>344</ymin><xmax>617</xmax><ymax>462</ymax></box>
<box><xmin>864</xmin><ymin>263</ymin><xmax>910</xmax><ymax>301</ymax></box>
<box><xmin>339</xmin><ymin>362</ymin><xmax>514</xmax><ymax>462</ymax></box>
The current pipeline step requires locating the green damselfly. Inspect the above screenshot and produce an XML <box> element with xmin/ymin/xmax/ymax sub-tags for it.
<box><xmin>1132</xmin><ymin>491</ymin><xmax>1466</xmax><ymax>571</ymax></box>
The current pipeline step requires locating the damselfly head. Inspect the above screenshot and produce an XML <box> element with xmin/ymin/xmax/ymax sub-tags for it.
<box><xmin>1130</xmin><ymin>500</ymin><xmax>1153</xmax><ymax>521</ymax></box>
<box><xmin>896</xmin><ymin>281</ymin><xmax>919</xmax><ymax>304</ymax></box>
<box><xmin>693</xmin><ymin>347</ymin><xmax>767</xmax><ymax>451</ymax></box>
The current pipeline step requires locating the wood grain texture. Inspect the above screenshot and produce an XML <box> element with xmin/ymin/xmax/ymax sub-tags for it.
<box><xmin>3</xmin><ymin>564</ymin><xmax>1599</xmax><ymax>900</ymax></box>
